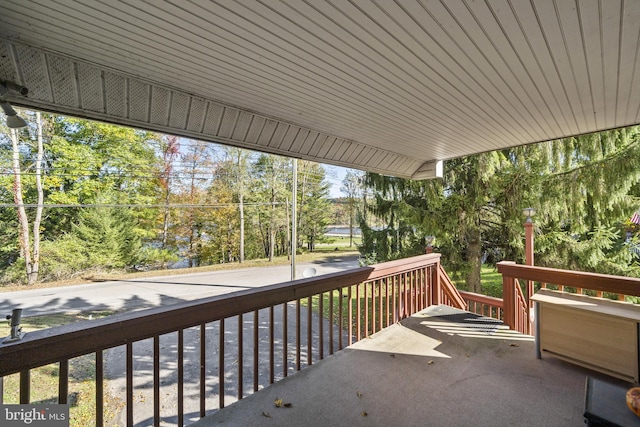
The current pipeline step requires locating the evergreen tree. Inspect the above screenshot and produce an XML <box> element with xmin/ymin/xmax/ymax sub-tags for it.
<box><xmin>360</xmin><ymin>126</ymin><xmax>640</xmax><ymax>294</ymax></box>
<box><xmin>297</xmin><ymin>161</ymin><xmax>331</xmax><ymax>251</ymax></box>
<box><xmin>74</xmin><ymin>206</ymin><xmax>142</xmax><ymax>269</ymax></box>
<box><xmin>535</xmin><ymin>127</ymin><xmax>640</xmax><ymax>275</ymax></box>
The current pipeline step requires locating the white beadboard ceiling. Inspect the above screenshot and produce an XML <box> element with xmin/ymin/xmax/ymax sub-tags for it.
<box><xmin>0</xmin><ymin>0</ymin><xmax>639</xmax><ymax>179</ymax></box>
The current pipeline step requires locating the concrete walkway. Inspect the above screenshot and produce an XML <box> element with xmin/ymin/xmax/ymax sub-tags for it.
<box><xmin>191</xmin><ymin>305</ymin><xmax>601</xmax><ymax>427</ymax></box>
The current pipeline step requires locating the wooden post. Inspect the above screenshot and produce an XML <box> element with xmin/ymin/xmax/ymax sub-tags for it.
<box><xmin>524</xmin><ymin>219</ymin><xmax>535</xmax><ymax>331</ymax></box>
<box><xmin>503</xmin><ymin>275</ymin><xmax>517</xmax><ymax>330</ymax></box>
<box><xmin>501</xmin><ymin>261</ymin><xmax>517</xmax><ymax>330</ymax></box>
<box><xmin>431</xmin><ymin>261</ymin><xmax>441</xmax><ymax>306</ymax></box>
<box><xmin>524</xmin><ymin>220</ymin><xmax>534</xmax><ymax>267</ymax></box>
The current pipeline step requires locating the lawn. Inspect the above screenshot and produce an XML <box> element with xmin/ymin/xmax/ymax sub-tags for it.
<box><xmin>480</xmin><ymin>265</ymin><xmax>503</xmax><ymax>297</ymax></box>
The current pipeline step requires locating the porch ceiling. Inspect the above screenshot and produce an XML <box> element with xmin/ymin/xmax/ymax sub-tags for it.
<box><xmin>0</xmin><ymin>1</ymin><xmax>639</xmax><ymax>179</ymax></box>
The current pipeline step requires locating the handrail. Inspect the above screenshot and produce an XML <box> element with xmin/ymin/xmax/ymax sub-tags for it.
<box><xmin>0</xmin><ymin>254</ymin><xmax>442</xmax><ymax>378</ymax></box>
<box><xmin>0</xmin><ymin>269</ymin><xmax>371</xmax><ymax>376</ymax></box>
<box><xmin>513</xmin><ymin>278</ymin><xmax>530</xmax><ymax>334</ymax></box>
<box><xmin>437</xmin><ymin>264</ymin><xmax>466</xmax><ymax>309</ymax></box>
<box><xmin>459</xmin><ymin>291</ymin><xmax>503</xmax><ymax>321</ymax></box>
<box><xmin>458</xmin><ymin>291</ymin><xmax>503</xmax><ymax>308</ymax></box>
<box><xmin>497</xmin><ymin>261</ymin><xmax>640</xmax><ymax>334</ymax></box>
<box><xmin>1</xmin><ymin>253</ymin><xmax>454</xmax><ymax>426</ymax></box>
<box><xmin>496</xmin><ymin>262</ymin><xmax>640</xmax><ymax>297</ymax></box>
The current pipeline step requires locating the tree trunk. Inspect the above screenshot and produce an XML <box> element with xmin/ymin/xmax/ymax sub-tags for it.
<box><xmin>11</xmin><ymin>128</ymin><xmax>35</xmax><ymax>284</ymax></box>
<box><xmin>269</xmin><ymin>189</ymin><xmax>275</xmax><ymax>262</ymax></box>
<box><xmin>162</xmin><ymin>190</ymin><xmax>170</xmax><ymax>250</ymax></box>
<box><xmin>349</xmin><ymin>207</ymin><xmax>354</xmax><ymax>247</ymax></box>
<box><xmin>285</xmin><ymin>197</ymin><xmax>290</xmax><ymax>261</ymax></box>
<box><xmin>237</xmin><ymin>151</ymin><xmax>245</xmax><ymax>263</ymax></box>
<box><xmin>31</xmin><ymin>112</ymin><xmax>44</xmax><ymax>284</ymax></box>
<box><xmin>466</xmin><ymin>228</ymin><xmax>482</xmax><ymax>293</ymax></box>
<box><xmin>239</xmin><ymin>192</ymin><xmax>245</xmax><ymax>263</ymax></box>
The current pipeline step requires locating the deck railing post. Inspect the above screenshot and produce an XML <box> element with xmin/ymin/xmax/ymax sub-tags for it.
<box><xmin>501</xmin><ymin>261</ymin><xmax>517</xmax><ymax>331</ymax></box>
<box><xmin>524</xmin><ymin>219</ymin><xmax>535</xmax><ymax>332</ymax></box>
<box><xmin>431</xmin><ymin>261</ymin><xmax>441</xmax><ymax>306</ymax></box>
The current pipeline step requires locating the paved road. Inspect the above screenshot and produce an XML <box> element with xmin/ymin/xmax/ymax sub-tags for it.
<box><xmin>0</xmin><ymin>256</ymin><xmax>361</xmax><ymax>317</ymax></box>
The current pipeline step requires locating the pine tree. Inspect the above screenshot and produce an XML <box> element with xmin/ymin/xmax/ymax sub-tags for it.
<box><xmin>297</xmin><ymin>161</ymin><xmax>331</xmax><ymax>251</ymax></box>
<box><xmin>360</xmin><ymin>126</ymin><xmax>640</xmax><ymax>294</ymax></box>
<box><xmin>71</xmin><ymin>205</ymin><xmax>142</xmax><ymax>270</ymax></box>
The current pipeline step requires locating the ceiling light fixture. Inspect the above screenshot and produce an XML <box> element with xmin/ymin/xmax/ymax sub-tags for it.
<box><xmin>0</xmin><ymin>101</ymin><xmax>28</xmax><ymax>129</ymax></box>
<box><xmin>0</xmin><ymin>81</ymin><xmax>29</xmax><ymax>129</ymax></box>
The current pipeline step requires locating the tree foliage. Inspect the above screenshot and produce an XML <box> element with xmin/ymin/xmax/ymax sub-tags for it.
<box><xmin>0</xmin><ymin>111</ymin><xmax>334</xmax><ymax>285</ymax></box>
<box><xmin>359</xmin><ymin>127</ymin><xmax>640</xmax><ymax>292</ymax></box>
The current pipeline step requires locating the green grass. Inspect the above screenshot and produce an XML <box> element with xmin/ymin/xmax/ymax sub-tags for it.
<box><xmin>314</xmin><ymin>235</ymin><xmax>362</xmax><ymax>251</ymax></box>
<box><xmin>480</xmin><ymin>265</ymin><xmax>503</xmax><ymax>297</ymax></box>
<box><xmin>1</xmin><ymin>311</ymin><xmax>124</xmax><ymax>427</ymax></box>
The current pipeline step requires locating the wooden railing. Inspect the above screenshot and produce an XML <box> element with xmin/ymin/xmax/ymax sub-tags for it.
<box><xmin>0</xmin><ymin>253</ymin><xmax>464</xmax><ymax>427</ymax></box>
<box><xmin>436</xmin><ymin>264</ymin><xmax>467</xmax><ymax>309</ymax></box>
<box><xmin>459</xmin><ymin>291</ymin><xmax>503</xmax><ymax>321</ymax></box>
<box><xmin>353</xmin><ymin>258</ymin><xmax>466</xmax><ymax>340</ymax></box>
<box><xmin>497</xmin><ymin>261</ymin><xmax>640</xmax><ymax>334</ymax></box>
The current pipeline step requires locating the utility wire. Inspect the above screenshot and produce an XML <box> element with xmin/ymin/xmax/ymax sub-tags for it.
<box><xmin>0</xmin><ymin>202</ymin><xmax>288</xmax><ymax>208</ymax></box>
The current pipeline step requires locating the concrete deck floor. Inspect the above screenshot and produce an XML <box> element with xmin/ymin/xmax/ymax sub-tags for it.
<box><xmin>191</xmin><ymin>305</ymin><xmax>612</xmax><ymax>427</ymax></box>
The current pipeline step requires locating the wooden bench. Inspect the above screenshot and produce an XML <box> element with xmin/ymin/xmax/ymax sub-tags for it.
<box><xmin>531</xmin><ymin>289</ymin><xmax>640</xmax><ymax>382</ymax></box>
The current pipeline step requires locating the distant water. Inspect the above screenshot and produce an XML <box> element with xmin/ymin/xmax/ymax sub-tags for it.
<box><xmin>325</xmin><ymin>227</ymin><xmax>361</xmax><ymax>236</ymax></box>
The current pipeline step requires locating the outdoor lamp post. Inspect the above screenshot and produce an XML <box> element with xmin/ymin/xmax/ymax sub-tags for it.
<box><xmin>523</xmin><ymin>208</ymin><xmax>535</xmax><ymax>327</ymax></box>
<box><xmin>425</xmin><ymin>236</ymin><xmax>434</xmax><ymax>254</ymax></box>
<box><xmin>523</xmin><ymin>208</ymin><xmax>535</xmax><ymax>266</ymax></box>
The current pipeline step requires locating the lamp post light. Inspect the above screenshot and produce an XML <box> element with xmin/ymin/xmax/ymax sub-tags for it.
<box><xmin>523</xmin><ymin>208</ymin><xmax>535</xmax><ymax>329</ymax></box>
<box><xmin>523</xmin><ymin>208</ymin><xmax>535</xmax><ymax>266</ymax></box>
<box><xmin>425</xmin><ymin>235</ymin><xmax>434</xmax><ymax>254</ymax></box>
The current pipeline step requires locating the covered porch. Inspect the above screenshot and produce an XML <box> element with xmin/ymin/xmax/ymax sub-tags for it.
<box><xmin>1</xmin><ymin>254</ymin><xmax>638</xmax><ymax>426</ymax></box>
<box><xmin>192</xmin><ymin>305</ymin><xmax>590</xmax><ymax>427</ymax></box>
<box><xmin>2</xmin><ymin>2</ymin><xmax>640</xmax><ymax>425</ymax></box>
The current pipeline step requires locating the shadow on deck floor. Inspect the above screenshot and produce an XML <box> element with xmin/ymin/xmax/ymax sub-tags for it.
<box><xmin>191</xmin><ymin>305</ymin><xmax>602</xmax><ymax>426</ymax></box>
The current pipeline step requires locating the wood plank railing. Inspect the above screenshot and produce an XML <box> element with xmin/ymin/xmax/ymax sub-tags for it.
<box><xmin>497</xmin><ymin>261</ymin><xmax>640</xmax><ymax>334</ymax></box>
<box><xmin>459</xmin><ymin>291</ymin><xmax>503</xmax><ymax>321</ymax></box>
<box><xmin>437</xmin><ymin>264</ymin><xmax>467</xmax><ymax>309</ymax></box>
<box><xmin>0</xmin><ymin>253</ymin><xmax>464</xmax><ymax>426</ymax></box>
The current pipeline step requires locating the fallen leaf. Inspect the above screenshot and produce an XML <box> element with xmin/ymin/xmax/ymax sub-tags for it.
<box><xmin>509</xmin><ymin>343</ymin><xmax>519</xmax><ymax>347</ymax></box>
<box><xmin>356</xmin><ymin>391</ymin><xmax>363</xmax><ymax>398</ymax></box>
<box><xmin>427</xmin><ymin>360</ymin><xmax>434</xmax><ymax>365</ymax></box>
<box><xmin>275</xmin><ymin>398</ymin><xmax>283</xmax><ymax>408</ymax></box>
<box><xmin>362</xmin><ymin>411</ymin><xmax>368</xmax><ymax>417</ymax></box>
<box><xmin>262</xmin><ymin>411</ymin><xmax>272</xmax><ymax>418</ymax></box>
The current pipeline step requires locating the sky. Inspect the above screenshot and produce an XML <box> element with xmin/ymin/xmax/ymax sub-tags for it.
<box><xmin>323</xmin><ymin>164</ymin><xmax>349</xmax><ymax>198</ymax></box>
